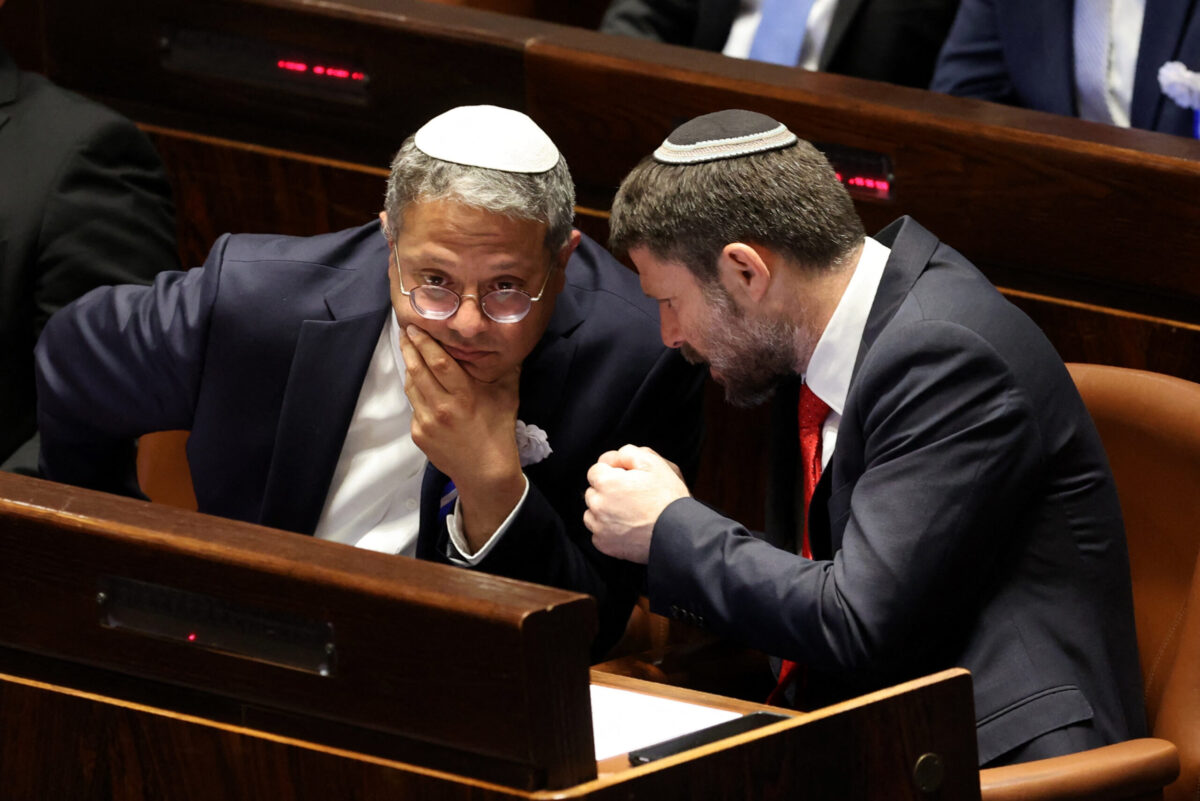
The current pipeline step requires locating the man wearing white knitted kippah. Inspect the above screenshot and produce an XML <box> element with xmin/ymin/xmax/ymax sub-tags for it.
<box><xmin>36</xmin><ymin>105</ymin><xmax>706</xmax><ymax>659</ymax></box>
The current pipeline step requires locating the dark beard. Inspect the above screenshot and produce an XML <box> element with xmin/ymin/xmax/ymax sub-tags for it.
<box><xmin>687</xmin><ymin>293</ymin><xmax>800</xmax><ymax>409</ymax></box>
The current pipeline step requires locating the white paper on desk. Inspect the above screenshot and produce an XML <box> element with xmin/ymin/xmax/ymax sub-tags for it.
<box><xmin>590</xmin><ymin>684</ymin><xmax>743</xmax><ymax>761</ymax></box>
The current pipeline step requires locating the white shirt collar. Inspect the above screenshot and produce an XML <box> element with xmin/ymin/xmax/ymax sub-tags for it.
<box><xmin>804</xmin><ymin>236</ymin><xmax>890</xmax><ymax>414</ymax></box>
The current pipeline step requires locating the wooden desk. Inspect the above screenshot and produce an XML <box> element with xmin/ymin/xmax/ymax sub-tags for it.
<box><xmin>0</xmin><ymin>470</ymin><xmax>980</xmax><ymax>799</ymax></box>
<box><xmin>0</xmin><ymin>666</ymin><xmax>979</xmax><ymax>800</ymax></box>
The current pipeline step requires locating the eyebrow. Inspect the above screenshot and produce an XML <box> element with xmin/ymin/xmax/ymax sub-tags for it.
<box><xmin>408</xmin><ymin>255</ymin><xmax>541</xmax><ymax>282</ymax></box>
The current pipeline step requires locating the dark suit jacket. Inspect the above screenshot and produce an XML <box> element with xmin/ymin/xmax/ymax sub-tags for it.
<box><xmin>35</xmin><ymin>222</ymin><xmax>705</xmax><ymax>657</ymax></box>
<box><xmin>0</xmin><ymin>45</ymin><xmax>177</xmax><ymax>467</ymax></box>
<box><xmin>931</xmin><ymin>0</ymin><xmax>1200</xmax><ymax>136</ymax></box>
<box><xmin>600</xmin><ymin>0</ymin><xmax>960</xmax><ymax>88</ymax></box>
<box><xmin>647</xmin><ymin>217</ymin><xmax>1145</xmax><ymax>765</ymax></box>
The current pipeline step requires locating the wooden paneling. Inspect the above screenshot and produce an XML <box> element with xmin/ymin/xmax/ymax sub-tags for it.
<box><xmin>38</xmin><ymin>0</ymin><xmax>548</xmax><ymax>167</ymax></box>
<box><xmin>420</xmin><ymin>0</ymin><xmax>611</xmax><ymax>29</ymax></box>
<box><xmin>144</xmin><ymin>126</ymin><xmax>386</xmax><ymax>267</ymax></box>
<box><xmin>0</xmin><ymin>470</ymin><xmax>598</xmax><ymax>789</ymax></box>
<box><xmin>0</xmin><ymin>665</ymin><xmax>981</xmax><ymax>800</ymax></box>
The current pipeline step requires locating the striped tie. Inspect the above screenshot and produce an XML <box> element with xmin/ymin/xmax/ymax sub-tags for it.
<box><xmin>438</xmin><ymin>478</ymin><xmax>458</xmax><ymax>522</ymax></box>
<box><xmin>1074</xmin><ymin>0</ymin><xmax>1114</xmax><ymax>123</ymax></box>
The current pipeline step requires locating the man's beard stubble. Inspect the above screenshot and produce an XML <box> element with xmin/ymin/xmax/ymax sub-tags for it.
<box><xmin>682</xmin><ymin>288</ymin><xmax>803</xmax><ymax>409</ymax></box>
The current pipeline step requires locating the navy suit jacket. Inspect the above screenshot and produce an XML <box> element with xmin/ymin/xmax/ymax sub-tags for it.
<box><xmin>931</xmin><ymin>0</ymin><xmax>1200</xmax><ymax>136</ymax></box>
<box><xmin>647</xmin><ymin>217</ymin><xmax>1145</xmax><ymax>765</ymax></box>
<box><xmin>600</xmin><ymin>0</ymin><xmax>959</xmax><ymax>89</ymax></box>
<box><xmin>36</xmin><ymin>222</ymin><xmax>706</xmax><ymax>657</ymax></box>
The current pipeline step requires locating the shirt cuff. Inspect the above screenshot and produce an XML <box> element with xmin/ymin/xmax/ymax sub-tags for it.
<box><xmin>445</xmin><ymin>473</ymin><xmax>530</xmax><ymax>566</ymax></box>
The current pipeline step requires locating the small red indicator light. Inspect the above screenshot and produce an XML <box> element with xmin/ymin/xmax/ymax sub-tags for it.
<box><xmin>187</xmin><ymin>632</ymin><xmax>197</xmax><ymax>642</ymax></box>
<box><xmin>277</xmin><ymin>60</ymin><xmax>308</xmax><ymax>73</ymax></box>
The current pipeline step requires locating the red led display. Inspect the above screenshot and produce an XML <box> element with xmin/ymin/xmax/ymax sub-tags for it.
<box><xmin>834</xmin><ymin>171</ymin><xmax>891</xmax><ymax>199</ymax></box>
<box><xmin>276</xmin><ymin>59</ymin><xmax>366</xmax><ymax>81</ymax></box>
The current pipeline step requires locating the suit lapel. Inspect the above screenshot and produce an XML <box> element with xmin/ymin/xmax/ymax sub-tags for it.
<box><xmin>1131</xmin><ymin>0</ymin><xmax>1199</xmax><ymax>130</ymax></box>
<box><xmin>810</xmin><ymin>218</ymin><xmax>936</xmax><ymax>555</ymax></box>
<box><xmin>819</xmin><ymin>0</ymin><xmax>866</xmax><ymax>70</ymax></box>
<box><xmin>853</xmin><ymin>217</ymin><xmax>937</xmax><ymax>382</ymax></box>
<box><xmin>259</xmin><ymin>261</ymin><xmax>391</xmax><ymax>535</ymax></box>
<box><xmin>515</xmin><ymin>280</ymin><xmax>585</xmax><ymax>437</ymax></box>
<box><xmin>1041</xmin><ymin>2</ymin><xmax>1077</xmax><ymax>117</ymax></box>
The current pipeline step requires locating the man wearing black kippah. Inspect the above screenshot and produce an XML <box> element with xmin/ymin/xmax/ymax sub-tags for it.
<box><xmin>584</xmin><ymin>109</ymin><xmax>1145</xmax><ymax>766</ymax></box>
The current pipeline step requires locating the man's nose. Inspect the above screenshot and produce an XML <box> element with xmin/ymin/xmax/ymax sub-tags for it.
<box><xmin>659</xmin><ymin>307</ymin><xmax>683</xmax><ymax>349</ymax></box>
<box><xmin>449</xmin><ymin>293</ymin><xmax>489</xmax><ymax>338</ymax></box>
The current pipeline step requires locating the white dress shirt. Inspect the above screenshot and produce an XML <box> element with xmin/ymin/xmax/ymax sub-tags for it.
<box><xmin>314</xmin><ymin>312</ymin><xmax>525</xmax><ymax>563</ymax></box>
<box><xmin>1105</xmin><ymin>0</ymin><xmax>1147</xmax><ymax>127</ymax></box>
<box><xmin>802</xmin><ymin>236</ymin><xmax>891</xmax><ymax>467</ymax></box>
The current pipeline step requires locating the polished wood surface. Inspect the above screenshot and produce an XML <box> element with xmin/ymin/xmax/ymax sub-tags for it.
<box><xmin>421</xmin><ymin>0</ymin><xmax>611</xmax><ymax>28</ymax></box>
<box><xmin>0</xmin><ymin>470</ymin><xmax>597</xmax><ymax>789</ymax></box>
<box><xmin>143</xmin><ymin>125</ymin><xmax>386</xmax><ymax>268</ymax></box>
<box><xmin>0</xmin><ymin>665</ymin><xmax>980</xmax><ymax>800</ymax></box>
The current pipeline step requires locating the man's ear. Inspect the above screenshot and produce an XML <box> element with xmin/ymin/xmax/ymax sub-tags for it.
<box><xmin>379</xmin><ymin>211</ymin><xmax>391</xmax><ymax>245</ymax></box>
<box><xmin>560</xmin><ymin>229</ymin><xmax>582</xmax><ymax>264</ymax></box>
<box><xmin>552</xmin><ymin>230</ymin><xmax>582</xmax><ymax>289</ymax></box>
<box><xmin>718</xmin><ymin>242</ymin><xmax>772</xmax><ymax>304</ymax></box>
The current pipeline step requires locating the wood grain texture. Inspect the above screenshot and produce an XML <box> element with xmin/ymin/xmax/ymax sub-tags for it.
<box><xmin>39</xmin><ymin>0</ymin><xmax>541</xmax><ymax>167</ymax></box>
<box><xmin>0</xmin><ymin>667</ymin><xmax>980</xmax><ymax>800</ymax></box>
<box><xmin>143</xmin><ymin>125</ymin><xmax>386</xmax><ymax>268</ymax></box>
<box><xmin>0</xmin><ymin>470</ymin><xmax>597</xmax><ymax>789</ymax></box>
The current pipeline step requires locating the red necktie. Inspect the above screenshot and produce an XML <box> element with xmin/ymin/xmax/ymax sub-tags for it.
<box><xmin>767</xmin><ymin>383</ymin><xmax>830</xmax><ymax>706</ymax></box>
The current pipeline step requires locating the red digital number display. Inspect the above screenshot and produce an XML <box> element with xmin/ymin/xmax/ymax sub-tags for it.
<box><xmin>276</xmin><ymin>59</ymin><xmax>366</xmax><ymax>82</ymax></box>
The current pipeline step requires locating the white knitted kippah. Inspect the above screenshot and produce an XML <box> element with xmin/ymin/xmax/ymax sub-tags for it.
<box><xmin>414</xmin><ymin>105</ymin><xmax>559</xmax><ymax>173</ymax></box>
<box><xmin>653</xmin><ymin>109</ymin><xmax>797</xmax><ymax>164</ymax></box>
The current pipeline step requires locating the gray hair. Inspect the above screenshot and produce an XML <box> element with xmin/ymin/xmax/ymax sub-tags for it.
<box><xmin>609</xmin><ymin>139</ymin><xmax>864</xmax><ymax>285</ymax></box>
<box><xmin>382</xmin><ymin>137</ymin><xmax>575</xmax><ymax>254</ymax></box>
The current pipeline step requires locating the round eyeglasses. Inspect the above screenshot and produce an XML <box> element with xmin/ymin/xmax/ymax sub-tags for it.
<box><xmin>392</xmin><ymin>242</ymin><xmax>554</xmax><ymax>324</ymax></box>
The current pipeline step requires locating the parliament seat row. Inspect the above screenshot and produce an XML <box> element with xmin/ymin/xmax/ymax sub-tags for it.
<box><xmin>5</xmin><ymin>2</ymin><xmax>1200</xmax><ymax>796</ymax></box>
<box><xmin>6</xmin><ymin>0</ymin><xmax>1198</xmax><ymax>531</ymax></box>
<box><xmin>5</xmin><ymin>0</ymin><xmax>1200</xmax><ymax>374</ymax></box>
<box><xmin>7</xmin><ymin>361</ymin><xmax>1200</xmax><ymax>799</ymax></box>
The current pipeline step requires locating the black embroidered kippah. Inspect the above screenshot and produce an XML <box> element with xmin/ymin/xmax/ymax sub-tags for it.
<box><xmin>653</xmin><ymin>109</ymin><xmax>798</xmax><ymax>164</ymax></box>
